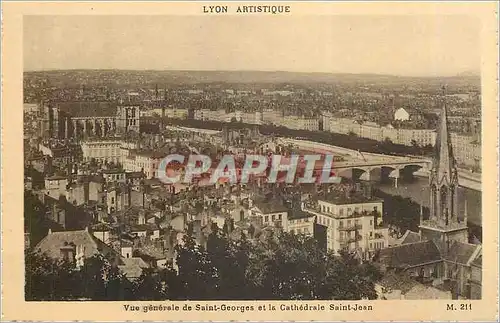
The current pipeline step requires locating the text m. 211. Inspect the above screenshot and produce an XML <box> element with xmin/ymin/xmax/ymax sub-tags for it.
<box><xmin>446</xmin><ymin>303</ymin><xmax>472</xmax><ymax>311</ymax></box>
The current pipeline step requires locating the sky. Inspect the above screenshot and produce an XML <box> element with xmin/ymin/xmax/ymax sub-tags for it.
<box><xmin>23</xmin><ymin>15</ymin><xmax>480</xmax><ymax>77</ymax></box>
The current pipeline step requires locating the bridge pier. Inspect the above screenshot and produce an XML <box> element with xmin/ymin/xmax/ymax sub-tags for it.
<box><xmin>389</xmin><ymin>168</ymin><xmax>400</xmax><ymax>188</ymax></box>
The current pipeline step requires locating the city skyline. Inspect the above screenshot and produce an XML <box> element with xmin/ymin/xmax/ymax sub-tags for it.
<box><xmin>24</xmin><ymin>15</ymin><xmax>480</xmax><ymax>77</ymax></box>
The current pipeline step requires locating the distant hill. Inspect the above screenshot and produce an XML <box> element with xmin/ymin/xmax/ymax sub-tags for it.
<box><xmin>23</xmin><ymin>69</ymin><xmax>481</xmax><ymax>89</ymax></box>
<box><xmin>456</xmin><ymin>70</ymin><xmax>480</xmax><ymax>77</ymax></box>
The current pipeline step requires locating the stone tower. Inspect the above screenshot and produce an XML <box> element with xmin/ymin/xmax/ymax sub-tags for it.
<box><xmin>419</xmin><ymin>89</ymin><xmax>469</xmax><ymax>254</ymax></box>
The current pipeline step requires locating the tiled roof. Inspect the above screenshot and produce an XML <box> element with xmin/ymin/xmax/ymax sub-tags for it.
<box><xmin>118</xmin><ymin>257</ymin><xmax>149</xmax><ymax>279</ymax></box>
<box><xmin>34</xmin><ymin>229</ymin><xmax>121</xmax><ymax>262</ymax></box>
<box><xmin>130</xmin><ymin>223</ymin><xmax>159</xmax><ymax>232</ymax></box>
<box><xmin>136</xmin><ymin>149</ymin><xmax>169</xmax><ymax>159</ymax></box>
<box><xmin>137</xmin><ymin>244</ymin><xmax>167</xmax><ymax>260</ymax></box>
<box><xmin>444</xmin><ymin>241</ymin><xmax>480</xmax><ymax>265</ymax></box>
<box><xmin>253</xmin><ymin>200</ymin><xmax>288</xmax><ymax>214</ymax></box>
<box><xmin>91</xmin><ymin>223</ymin><xmax>112</xmax><ymax>232</ymax></box>
<box><xmin>289</xmin><ymin>209</ymin><xmax>315</xmax><ymax>220</ymax></box>
<box><xmin>378</xmin><ymin>271</ymin><xmax>420</xmax><ymax>294</ymax></box>
<box><xmin>471</xmin><ymin>255</ymin><xmax>482</xmax><ymax>267</ymax></box>
<box><xmin>319</xmin><ymin>191</ymin><xmax>383</xmax><ymax>206</ymax></box>
<box><xmin>126</xmin><ymin>171</ymin><xmax>145</xmax><ymax>179</ymax></box>
<box><xmin>400</xmin><ymin>230</ymin><xmax>421</xmax><ymax>245</ymax></box>
<box><xmin>379</xmin><ymin>240</ymin><xmax>442</xmax><ymax>269</ymax></box>
<box><xmin>56</xmin><ymin>102</ymin><xmax>117</xmax><ymax>118</ymax></box>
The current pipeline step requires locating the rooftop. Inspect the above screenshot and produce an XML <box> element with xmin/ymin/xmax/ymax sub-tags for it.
<box><xmin>471</xmin><ymin>255</ymin><xmax>482</xmax><ymax>268</ymax></box>
<box><xmin>288</xmin><ymin>209</ymin><xmax>315</xmax><ymax>220</ymax></box>
<box><xmin>118</xmin><ymin>257</ymin><xmax>149</xmax><ymax>279</ymax></box>
<box><xmin>55</xmin><ymin>101</ymin><xmax>117</xmax><ymax>118</ymax></box>
<box><xmin>378</xmin><ymin>271</ymin><xmax>420</xmax><ymax>294</ymax></box>
<box><xmin>420</xmin><ymin>219</ymin><xmax>467</xmax><ymax>231</ymax></box>
<box><xmin>253</xmin><ymin>199</ymin><xmax>289</xmax><ymax>214</ymax></box>
<box><xmin>444</xmin><ymin>241</ymin><xmax>481</xmax><ymax>265</ymax></box>
<box><xmin>378</xmin><ymin>240</ymin><xmax>442</xmax><ymax>269</ymax></box>
<box><xmin>34</xmin><ymin>228</ymin><xmax>121</xmax><ymax>262</ymax></box>
<box><xmin>399</xmin><ymin>230</ymin><xmax>421</xmax><ymax>245</ymax></box>
<box><xmin>319</xmin><ymin>192</ymin><xmax>382</xmax><ymax>206</ymax></box>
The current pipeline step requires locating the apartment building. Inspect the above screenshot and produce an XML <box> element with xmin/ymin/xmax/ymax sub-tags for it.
<box><xmin>301</xmin><ymin>192</ymin><xmax>389</xmax><ymax>258</ymax></box>
<box><xmin>122</xmin><ymin>149</ymin><xmax>168</xmax><ymax>179</ymax></box>
<box><xmin>81</xmin><ymin>139</ymin><xmax>123</xmax><ymax>164</ymax></box>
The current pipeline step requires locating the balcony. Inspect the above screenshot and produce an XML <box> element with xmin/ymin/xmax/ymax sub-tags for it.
<box><xmin>368</xmin><ymin>232</ymin><xmax>385</xmax><ymax>240</ymax></box>
<box><xmin>337</xmin><ymin>224</ymin><xmax>362</xmax><ymax>231</ymax></box>
<box><xmin>337</xmin><ymin>234</ymin><xmax>362</xmax><ymax>243</ymax></box>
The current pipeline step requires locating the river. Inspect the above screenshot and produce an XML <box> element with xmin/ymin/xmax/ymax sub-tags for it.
<box><xmin>373</xmin><ymin>177</ymin><xmax>482</xmax><ymax>227</ymax></box>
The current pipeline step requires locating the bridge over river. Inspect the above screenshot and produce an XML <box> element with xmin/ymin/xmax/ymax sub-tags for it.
<box><xmin>278</xmin><ymin>138</ymin><xmax>481</xmax><ymax>192</ymax></box>
<box><xmin>165</xmin><ymin>126</ymin><xmax>481</xmax><ymax>192</ymax></box>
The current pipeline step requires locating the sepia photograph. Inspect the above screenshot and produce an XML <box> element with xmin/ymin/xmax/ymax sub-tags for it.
<box><xmin>2</xmin><ymin>1</ymin><xmax>498</xmax><ymax>321</ymax></box>
<box><xmin>22</xmin><ymin>13</ymin><xmax>485</xmax><ymax>302</ymax></box>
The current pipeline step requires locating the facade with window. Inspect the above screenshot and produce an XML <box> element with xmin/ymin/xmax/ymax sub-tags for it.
<box><xmin>287</xmin><ymin>211</ymin><xmax>328</xmax><ymax>251</ymax></box>
<box><xmin>250</xmin><ymin>200</ymin><xmax>289</xmax><ymax>231</ymax></box>
<box><xmin>102</xmin><ymin>169</ymin><xmax>127</xmax><ymax>183</ymax></box>
<box><xmin>81</xmin><ymin>140</ymin><xmax>123</xmax><ymax>164</ymax></box>
<box><xmin>122</xmin><ymin>149</ymin><xmax>168</xmax><ymax>179</ymax></box>
<box><xmin>303</xmin><ymin>196</ymin><xmax>389</xmax><ymax>257</ymax></box>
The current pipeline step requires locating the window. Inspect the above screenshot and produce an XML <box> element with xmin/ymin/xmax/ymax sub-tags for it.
<box><xmin>339</xmin><ymin>209</ymin><xmax>344</xmax><ymax>216</ymax></box>
<box><xmin>339</xmin><ymin>221</ymin><xmax>343</xmax><ymax>228</ymax></box>
<box><xmin>370</xmin><ymin>220</ymin><xmax>373</xmax><ymax>226</ymax></box>
<box><xmin>347</xmin><ymin>220</ymin><xmax>351</xmax><ymax>226</ymax></box>
<box><xmin>322</xmin><ymin>205</ymin><xmax>326</xmax><ymax>212</ymax></box>
<box><xmin>370</xmin><ymin>231</ymin><xmax>373</xmax><ymax>237</ymax></box>
<box><xmin>278</xmin><ymin>214</ymin><xmax>282</xmax><ymax>220</ymax></box>
<box><xmin>272</xmin><ymin>215</ymin><xmax>276</xmax><ymax>221</ymax></box>
<box><xmin>304</xmin><ymin>227</ymin><xmax>309</xmax><ymax>234</ymax></box>
<box><xmin>327</xmin><ymin>206</ymin><xmax>331</xmax><ymax>213</ymax></box>
<box><xmin>264</xmin><ymin>216</ymin><xmax>269</xmax><ymax>222</ymax></box>
<box><xmin>111</xmin><ymin>197</ymin><xmax>115</xmax><ymax>204</ymax></box>
<box><xmin>347</xmin><ymin>208</ymin><xmax>352</xmax><ymax>215</ymax></box>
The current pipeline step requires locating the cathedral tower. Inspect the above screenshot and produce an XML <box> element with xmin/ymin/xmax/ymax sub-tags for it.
<box><xmin>419</xmin><ymin>89</ymin><xmax>469</xmax><ymax>253</ymax></box>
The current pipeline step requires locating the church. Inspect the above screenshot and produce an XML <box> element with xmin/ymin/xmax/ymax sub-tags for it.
<box><xmin>377</xmin><ymin>96</ymin><xmax>482</xmax><ymax>299</ymax></box>
<box><xmin>40</xmin><ymin>101</ymin><xmax>141</xmax><ymax>140</ymax></box>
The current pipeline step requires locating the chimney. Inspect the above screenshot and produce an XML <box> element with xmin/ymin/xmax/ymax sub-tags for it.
<box><xmin>138</xmin><ymin>211</ymin><xmax>146</xmax><ymax>225</ymax></box>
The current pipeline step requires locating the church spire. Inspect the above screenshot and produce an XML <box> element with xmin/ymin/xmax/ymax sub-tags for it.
<box><xmin>433</xmin><ymin>86</ymin><xmax>457</xmax><ymax>186</ymax></box>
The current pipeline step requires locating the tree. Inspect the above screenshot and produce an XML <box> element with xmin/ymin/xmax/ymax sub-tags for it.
<box><xmin>25</xmin><ymin>252</ymin><xmax>133</xmax><ymax>301</ymax></box>
<box><xmin>245</xmin><ymin>232</ymin><xmax>381</xmax><ymax>300</ymax></box>
<box><xmin>24</xmin><ymin>190</ymin><xmax>50</xmax><ymax>247</ymax></box>
<box><xmin>173</xmin><ymin>235</ymin><xmax>217</xmax><ymax>300</ymax></box>
<box><xmin>133</xmin><ymin>268</ymin><xmax>170</xmax><ymax>300</ymax></box>
<box><xmin>26</xmin><ymin>232</ymin><xmax>382</xmax><ymax>301</ymax></box>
